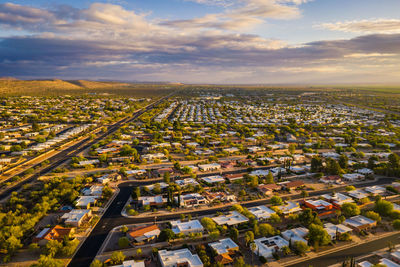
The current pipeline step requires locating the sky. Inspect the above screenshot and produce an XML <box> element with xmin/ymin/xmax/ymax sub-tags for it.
<box><xmin>1</xmin><ymin>0</ymin><xmax>400</xmax><ymax>84</ymax></box>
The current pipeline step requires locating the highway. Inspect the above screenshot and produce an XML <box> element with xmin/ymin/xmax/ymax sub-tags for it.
<box><xmin>0</xmin><ymin>94</ymin><xmax>172</xmax><ymax>201</ymax></box>
<box><xmin>69</xmin><ymin>173</ymin><xmax>395</xmax><ymax>267</ymax></box>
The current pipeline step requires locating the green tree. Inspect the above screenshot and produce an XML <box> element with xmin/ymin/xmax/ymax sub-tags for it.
<box><xmin>163</xmin><ymin>172</ymin><xmax>171</xmax><ymax>183</ymax></box>
<box><xmin>299</xmin><ymin>208</ymin><xmax>322</xmax><ymax>227</ymax></box>
<box><xmin>308</xmin><ymin>224</ymin><xmax>331</xmax><ymax>247</ymax></box>
<box><xmin>201</xmin><ymin>217</ymin><xmax>217</xmax><ymax>232</ymax></box>
<box><xmin>292</xmin><ymin>241</ymin><xmax>309</xmax><ymax>256</ymax></box>
<box><xmin>229</xmin><ymin>228</ymin><xmax>239</xmax><ymax>242</ymax></box>
<box><xmin>30</xmin><ymin>255</ymin><xmax>64</xmax><ymax>267</ymax></box>
<box><xmin>364</xmin><ymin>211</ymin><xmax>381</xmax><ymax>222</ymax></box>
<box><xmin>393</xmin><ymin>219</ymin><xmax>400</xmax><ymax>230</ymax></box>
<box><xmin>259</xmin><ymin>223</ymin><xmax>275</xmax><ymax>236</ymax></box>
<box><xmin>341</xmin><ymin>203</ymin><xmax>360</xmax><ymax>217</ymax></box>
<box><xmin>90</xmin><ymin>260</ymin><xmax>104</xmax><ymax>267</ymax></box>
<box><xmin>158</xmin><ymin>229</ymin><xmax>175</xmax><ymax>242</ymax></box>
<box><xmin>118</xmin><ymin>237</ymin><xmax>130</xmax><ymax>248</ymax></box>
<box><xmin>266</xmin><ymin>172</ymin><xmax>274</xmax><ymax>184</ymax></box>
<box><xmin>271</xmin><ymin>196</ymin><xmax>283</xmax><ymax>206</ymax></box>
<box><xmin>132</xmin><ymin>187</ymin><xmax>140</xmax><ymax>200</ymax></box>
<box><xmin>338</xmin><ymin>154</ymin><xmax>349</xmax><ymax>169</ymax></box>
<box><xmin>244</xmin><ymin>231</ymin><xmax>254</xmax><ymax>246</ymax></box>
<box><xmin>110</xmin><ymin>251</ymin><xmax>125</xmax><ymax>265</ymax></box>
<box><xmin>375</xmin><ymin>200</ymin><xmax>394</xmax><ymax>216</ymax></box>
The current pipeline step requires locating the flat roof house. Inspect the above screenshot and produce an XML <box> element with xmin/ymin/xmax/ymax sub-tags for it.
<box><xmin>209</xmin><ymin>238</ymin><xmax>239</xmax><ymax>265</ymax></box>
<box><xmin>61</xmin><ymin>209</ymin><xmax>92</xmax><ymax>227</ymax></box>
<box><xmin>248</xmin><ymin>205</ymin><xmax>276</xmax><ymax>220</ymax></box>
<box><xmin>75</xmin><ymin>196</ymin><xmax>98</xmax><ymax>209</ymax></box>
<box><xmin>138</xmin><ymin>196</ymin><xmax>166</xmax><ymax>207</ymax></box>
<box><xmin>201</xmin><ymin>175</ymin><xmax>225</xmax><ymax>184</ymax></box>
<box><xmin>212</xmin><ymin>211</ymin><xmax>249</xmax><ymax>226</ymax></box>
<box><xmin>345</xmin><ymin>215</ymin><xmax>377</xmax><ymax>232</ymax></box>
<box><xmin>171</xmin><ymin>220</ymin><xmax>204</xmax><ymax>235</ymax></box>
<box><xmin>254</xmin><ymin>236</ymin><xmax>289</xmax><ymax>258</ymax></box>
<box><xmin>324</xmin><ymin>223</ymin><xmax>352</xmax><ymax>240</ymax></box>
<box><xmin>198</xmin><ymin>163</ymin><xmax>221</xmax><ymax>172</ymax></box>
<box><xmin>281</xmin><ymin>227</ymin><xmax>308</xmax><ymax>244</ymax></box>
<box><xmin>158</xmin><ymin>249</ymin><xmax>203</xmax><ymax>267</ymax></box>
<box><xmin>127</xmin><ymin>224</ymin><xmax>161</xmax><ymax>243</ymax></box>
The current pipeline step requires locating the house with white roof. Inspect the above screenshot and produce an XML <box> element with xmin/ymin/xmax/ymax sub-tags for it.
<box><xmin>175</xmin><ymin>178</ymin><xmax>199</xmax><ymax>187</ymax></box>
<box><xmin>75</xmin><ymin>196</ymin><xmax>98</xmax><ymax>209</ymax></box>
<box><xmin>212</xmin><ymin>211</ymin><xmax>249</xmax><ymax>226</ymax></box>
<box><xmin>198</xmin><ymin>163</ymin><xmax>221</xmax><ymax>172</ymax></box>
<box><xmin>321</xmin><ymin>193</ymin><xmax>353</xmax><ymax>207</ymax></box>
<box><xmin>78</xmin><ymin>159</ymin><xmax>100</xmax><ymax>166</ymax></box>
<box><xmin>201</xmin><ymin>175</ymin><xmax>225</xmax><ymax>184</ymax></box>
<box><xmin>177</xmin><ymin>193</ymin><xmax>208</xmax><ymax>208</ymax></box>
<box><xmin>171</xmin><ymin>220</ymin><xmax>204</xmax><ymax>235</ymax></box>
<box><xmin>364</xmin><ymin>185</ymin><xmax>385</xmax><ymax>195</ymax></box>
<box><xmin>254</xmin><ymin>236</ymin><xmax>289</xmax><ymax>258</ymax></box>
<box><xmin>61</xmin><ymin>209</ymin><xmax>92</xmax><ymax>227</ymax></box>
<box><xmin>380</xmin><ymin>258</ymin><xmax>400</xmax><ymax>267</ymax></box>
<box><xmin>158</xmin><ymin>249</ymin><xmax>203</xmax><ymax>267</ymax></box>
<box><xmin>345</xmin><ymin>215</ymin><xmax>377</xmax><ymax>232</ymax></box>
<box><xmin>276</xmin><ymin>201</ymin><xmax>302</xmax><ymax>215</ymax></box>
<box><xmin>110</xmin><ymin>260</ymin><xmax>145</xmax><ymax>267</ymax></box>
<box><xmin>347</xmin><ymin>189</ymin><xmax>368</xmax><ymax>200</ymax></box>
<box><xmin>324</xmin><ymin>223</ymin><xmax>352</xmax><ymax>240</ymax></box>
<box><xmin>82</xmin><ymin>185</ymin><xmax>104</xmax><ymax>196</ymax></box>
<box><xmin>248</xmin><ymin>205</ymin><xmax>276</xmax><ymax>220</ymax></box>
<box><xmin>281</xmin><ymin>227</ymin><xmax>308</xmax><ymax>244</ymax></box>
<box><xmin>209</xmin><ymin>238</ymin><xmax>239</xmax><ymax>255</ymax></box>
<box><xmin>342</xmin><ymin>173</ymin><xmax>365</xmax><ymax>182</ymax></box>
<box><xmin>138</xmin><ymin>196</ymin><xmax>166</xmax><ymax>207</ymax></box>
<box><xmin>357</xmin><ymin>168</ymin><xmax>374</xmax><ymax>175</ymax></box>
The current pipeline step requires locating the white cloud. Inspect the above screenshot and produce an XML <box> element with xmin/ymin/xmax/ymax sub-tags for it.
<box><xmin>320</xmin><ymin>19</ymin><xmax>400</xmax><ymax>34</ymax></box>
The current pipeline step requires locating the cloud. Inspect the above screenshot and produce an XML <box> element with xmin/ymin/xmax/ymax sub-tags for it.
<box><xmin>320</xmin><ymin>19</ymin><xmax>400</xmax><ymax>34</ymax></box>
<box><xmin>164</xmin><ymin>0</ymin><xmax>302</xmax><ymax>31</ymax></box>
<box><xmin>0</xmin><ymin>2</ymin><xmax>399</xmax><ymax>83</ymax></box>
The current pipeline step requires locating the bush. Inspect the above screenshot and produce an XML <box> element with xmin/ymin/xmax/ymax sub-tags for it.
<box><xmin>393</xmin><ymin>219</ymin><xmax>400</xmax><ymax>230</ymax></box>
<box><xmin>259</xmin><ymin>256</ymin><xmax>267</xmax><ymax>263</ymax></box>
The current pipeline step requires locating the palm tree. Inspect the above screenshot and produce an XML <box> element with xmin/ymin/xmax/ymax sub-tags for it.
<box><xmin>250</xmin><ymin>242</ymin><xmax>257</xmax><ymax>265</ymax></box>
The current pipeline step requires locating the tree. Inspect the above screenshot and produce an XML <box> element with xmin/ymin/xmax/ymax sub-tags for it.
<box><xmin>325</xmin><ymin>158</ymin><xmax>342</xmax><ymax>175</ymax></box>
<box><xmin>311</xmin><ymin>157</ymin><xmax>323</xmax><ymax>173</ymax></box>
<box><xmin>389</xmin><ymin>153</ymin><xmax>400</xmax><ymax>169</ymax></box>
<box><xmin>338</xmin><ymin>154</ymin><xmax>349</xmax><ymax>169</ymax></box>
<box><xmin>132</xmin><ymin>187</ymin><xmax>140</xmax><ymax>200</ymax></box>
<box><xmin>163</xmin><ymin>172</ymin><xmax>171</xmax><ymax>183</ymax></box>
<box><xmin>201</xmin><ymin>217</ymin><xmax>217</xmax><ymax>232</ymax></box>
<box><xmin>345</xmin><ymin>185</ymin><xmax>356</xmax><ymax>191</ymax></box>
<box><xmin>301</xmin><ymin>190</ymin><xmax>309</xmax><ymax>199</ymax></box>
<box><xmin>136</xmin><ymin>248</ymin><xmax>142</xmax><ymax>257</ymax></box>
<box><xmin>281</xmin><ymin>246</ymin><xmax>291</xmax><ymax>256</ymax></box>
<box><xmin>249</xmin><ymin>175</ymin><xmax>258</xmax><ymax>188</ymax></box>
<box><xmin>31</xmin><ymin>255</ymin><xmax>64</xmax><ymax>267</ymax></box>
<box><xmin>299</xmin><ymin>208</ymin><xmax>321</xmax><ymax>227</ymax></box>
<box><xmin>308</xmin><ymin>224</ymin><xmax>331</xmax><ymax>247</ymax></box>
<box><xmin>158</xmin><ymin>229</ymin><xmax>175</xmax><ymax>242</ymax></box>
<box><xmin>118</xmin><ymin>237</ymin><xmax>130</xmax><ymax>248</ymax></box>
<box><xmin>44</xmin><ymin>239</ymin><xmax>62</xmax><ymax>257</ymax></box>
<box><xmin>120</xmin><ymin>226</ymin><xmax>129</xmax><ymax>233</ymax></box>
<box><xmin>341</xmin><ymin>203</ymin><xmax>360</xmax><ymax>217</ymax></box>
<box><xmin>375</xmin><ymin>200</ymin><xmax>394</xmax><ymax>216</ymax></box>
<box><xmin>259</xmin><ymin>223</ymin><xmax>275</xmax><ymax>236</ymax></box>
<box><xmin>229</xmin><ymin>228</ymin><xmax>239</xmax><ymax>242</ymax></box>
<box><xmin>292</xmin><ymin>241</ymin><xmax>309</xmax><ymax>256</ymax></box>
<box><xmin>393</xmin><ymin>219</ymin><xmax>400</xmax><ymax>230</ymax></box>
<box><xmin>110</xmin><ymin>251</ymin><xmax>125</xmax><ymax>265</ymax></box>
<box><xmin>234</xmin><ymin>257</ymin><xmax>246</xmax><ymax>267</ymax></box>
<box><xmin>266</xmin><ymin>172</ymin><xmax>274</xmax><ymax>184</ymax></box>
<box><xmin>364</xmin><ymin>211</ymin><xmax>381</xmax><ymax>222</ymax></box>
<box><xmin>271</xmin><ymin>196</ymin><xmax>283</xmax><ymax>206</ymax></box>
<box><xmin>245</xmin><ymin>231</ymin><xmax>254</xmax><ymax>246</ymax></box>
<box><xmin>288</xmin><ymin>144</ymin><xmax>297</xmax><ymax>154</ymax></box>
<box><xmin>268</xmin><ymin>214</ymin><xmax>282</xmax><ymax>224</ymax></box>
<box><xmin>90</xmin><ymin>260</ymin><xmax>104</xmax><ymax>267</ymax></box>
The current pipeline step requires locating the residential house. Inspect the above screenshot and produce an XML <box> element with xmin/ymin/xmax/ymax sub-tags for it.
<box><xmin>127</xmin><ymin>224</ymin><xmax>161</xmax><ymax>243</ymax></box>
<box><xmin>33</xmin><ymin>225</ymin><xmax>74</xmax><ymax>245</ymax></box>
<box><xmin>257</xmin><ymin>184</ymin><xmax>281</xmax><ymax>195</ymax></box>
<box><xmin>158</xmin><ymin>249</ymin><xmax>203</xmax><ymax>267</ymax></box>
<box><xmin>345</xmin><ymin>215</ymin><xmax>377</xmax><ymax>232</ymax></box>
<box><xmin>201</xmin><ymin>175</ymin><xmax>225</xmax><ymax>184</ymax></box>
<box><xmin>321</xmin><ymin>193</ymin><xmax>353</xmax><ymax>207</ymax></box>
<box><xmin>177</xmin><ymin>193</ymin><xmax>208</xmax><ymax>208</ymax></box>
<box><xmin>61</xmin><ymin>209</ymin><xmax>92</xmax><ymax>227</ymax></box>
<box><xmin>75</xmin><ymin>196</ymin><xmax>98</xmax><ymax>209</ymax></box>
<box><xmin>276</xmin><ymin>201</ymin><xmax>302</xmax><ymax>216</ymax></box>
<box><xmin>209</xmin><ymin>238</ymin><xmax>239</xmax><ymax>265</ymax></box>
<box><xmin>248</xmin><ymin>205</ymin><xmax>276</xmax><ymax>220</ymax></box>
<box><xmin>254</xmin><ymin>236</ymin><xmax>289</xmax><ymax>258</ymax></box>
<box><xmin>138</xmin><ymin>196</ymin><xmax>166</xmax><ymax>207</ymax></box>
<box><xmin>212</xmin><ymin>211</ymin><xmax>249</xmax><ymax>226</ymax></box>
<box><xmin>324</xmin><ymin>223</ymin><xmax>352</xmax><ymax>240</ymax></box>
<box><xmin>198</xmin><ymin>163</ymin><xmax>221</xmax><ymax>172</ymax></box>
<box><xmin>171</xmin><ymin>220</ymin><xmax>204</xmax><ymax>235</ymax></box>
<box><xmin>281</xmin><ymin>227</ymin><xmax>308</xmax><ymax>245</ymax></box>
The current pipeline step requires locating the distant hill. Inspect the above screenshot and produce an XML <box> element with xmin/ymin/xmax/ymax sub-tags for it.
<box><xmin>0</xmin><ymin>79</ymin><xmax>132</xmax><ymax>95</ymax></box>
